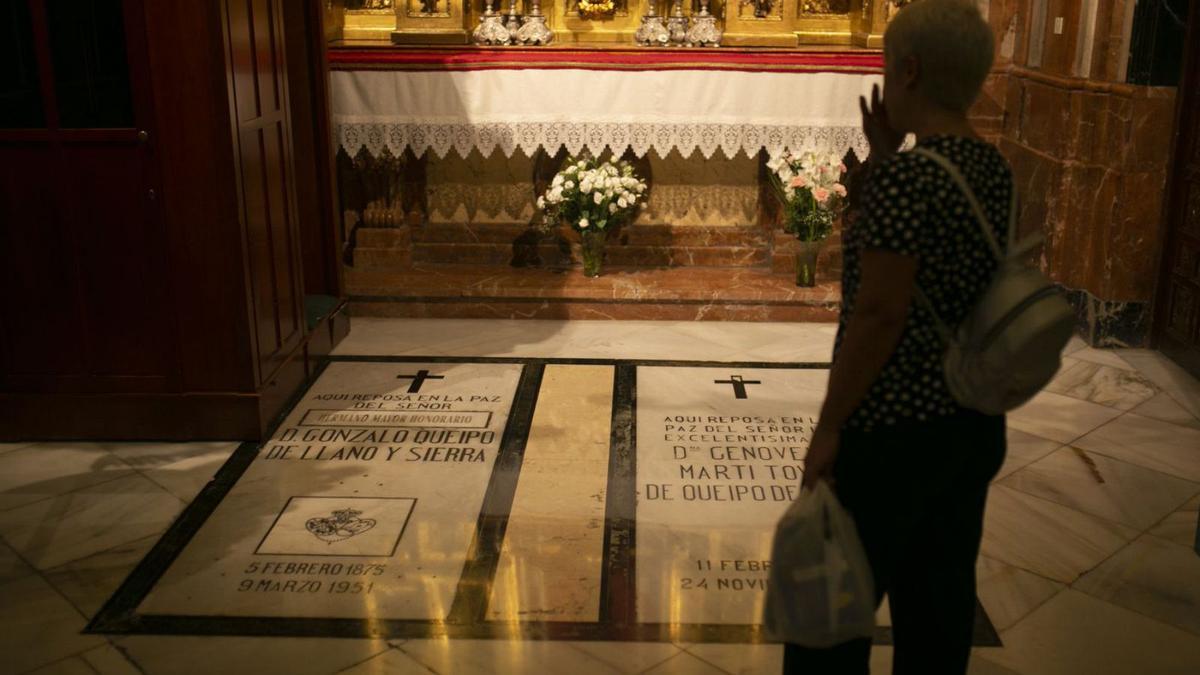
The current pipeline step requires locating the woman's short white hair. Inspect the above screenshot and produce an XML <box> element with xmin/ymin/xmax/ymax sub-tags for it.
<box><xmin>884</xmin><ymin>0</ymin><xmax>995</xmax><ymax>113</ymax></box>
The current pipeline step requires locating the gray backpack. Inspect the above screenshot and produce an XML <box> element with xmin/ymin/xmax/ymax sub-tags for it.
<box><xmin>911</xmin><ymin>148</ymin><xmax>1075</xmax><ymax>416</ymax></box>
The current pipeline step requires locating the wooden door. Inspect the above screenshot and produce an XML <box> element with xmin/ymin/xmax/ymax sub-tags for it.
<box><xmin>0</xmin><ymin>0</ymin><xmax>174</xmax><ymax>393</ymax></box>
<box><xmin>221</xmin><ymin>0</ymin><xmax>306</xmax><ymax>385</ymax></box>
<box><xmin>1154</xmin><ymin>8</ymin><xmax>1200</xmax><ymax>377</ymax></box>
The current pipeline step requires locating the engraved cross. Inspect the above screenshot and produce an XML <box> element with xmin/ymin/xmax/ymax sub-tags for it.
<box><xmin>397</xmin><ymin>369</ymin><xmax>445</xmax><ymax>393</ymax></box>
<box><xmin>714</xmin><ymin>375</ymin><xmax>761</xmax><ymax>399</ymax></box>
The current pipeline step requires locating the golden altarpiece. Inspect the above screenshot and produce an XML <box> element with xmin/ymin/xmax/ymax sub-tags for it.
<box><xmin>337</xmin><ymin>0</ymin><xmax>903</xmax><ymax>46</ymax></box>
<box><xmin>328</xmin><ymin>1</ymin><xmax>911</xmax><ymax>321</ymax></box>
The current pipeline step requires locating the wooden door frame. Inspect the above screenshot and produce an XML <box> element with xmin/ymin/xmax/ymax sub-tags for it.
<box><xmin>0</xmin><ymin>0</ymin><xmax>179</xmax><ymax>393</ymax></box>
<box><xmin>304</xmin><ymin>0</ymin><xmax>346</xmax><ymax>299</ymax></box>
<box><xmin>1150</xmin><ymin>3</ymin><xmax>1200</xmax><ymax>375</ymax></box>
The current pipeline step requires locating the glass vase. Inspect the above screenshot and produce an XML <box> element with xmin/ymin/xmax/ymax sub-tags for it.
<box><xmin>794</xmin><ymin>240</ymin><xmax>822</xmax><ymax>288</ymax></box>
<box><xmin>581</xmin><ymin>228</ymin><xmax>606</xmax><ymax>277</ymax></box>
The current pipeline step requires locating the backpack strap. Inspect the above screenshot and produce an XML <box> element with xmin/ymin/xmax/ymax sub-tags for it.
<box><xmin>911</xmin><ymin>148</ymin><xmax>1005</xmax><ymax>262</ymax></box>
<box><xmin>905</xmin><ymin>147</ymin><xmax>1012</xmax><ymax>346</ymax></box>
<box><xmin>913</xmin><ymin>284</ymin><xmax>956</xmax><ymax>345</ymax></box>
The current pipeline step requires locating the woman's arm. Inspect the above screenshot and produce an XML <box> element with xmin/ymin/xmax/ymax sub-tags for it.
<box><xmin>803</xmin><ymin>248</ymin><xmax>917</xmax><ymax>487</ymax></box>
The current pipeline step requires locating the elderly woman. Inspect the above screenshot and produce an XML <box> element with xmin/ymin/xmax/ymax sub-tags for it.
<box><xmin>789</xmin><ymin>1</ymin><xmax>1008</xmax><ymax>674</ymax></box>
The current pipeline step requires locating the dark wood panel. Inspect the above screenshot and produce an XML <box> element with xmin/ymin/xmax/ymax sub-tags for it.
<box><xmin>223</xmin><ymin>0</ymin><xmax>306</xmax><ymax>383</ymax></box>
<box><xmin>225</xmin><ymin>0</ymin><xmax>260</xmax><ymax>124</ymax></box>
<box><xmin>141</xmin><ymin>0</ymin><xmax>256</xmax><ymax>393</ymax></box>
<box><xmin>256</xmin><ymin>0</ymin><xmax>282</xmax><ymax>115</ymax></box>
<box><xmin>3</xmin><ymin>0</ymin><xmax>344</xmax><ymax>439</ymax></box>
<box><xmin>1154</xmin><ymin>7</ymin><xmax>1200</xmax><ymax>377</ymax></box>
<box><xmin>283</xmin><ymin>0</ymin><xmax>341</xmax><ymax>298</ymax></box>
<box><xmin>239</xmin><ymin>126</ymin><xmax>282</xmax><ymax>363</ymax></box>
<box><xmin>1</xmin><ymin>0</ymin><xmax>175</xmax><ymax>393</ymax></box>
<box><xmin>67</xmin><ymin>143</ymin><xmax>173</xmax><ymax>379</ymax></box>
<box><xmin>0</xmin><ymin>144</ymin><xmax>86</xmax><ymax>380</ymax></box>
<box><xmin>265</xmin><ymin>122</ymin><xmax>301</xmax><ymax>343</ymax></box>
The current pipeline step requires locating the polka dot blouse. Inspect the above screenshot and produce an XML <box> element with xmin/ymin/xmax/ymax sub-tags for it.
<box><xmin>835</xmin><ymin>135</ymin><xmax>1014</xmax><ymax>431</ymax></box>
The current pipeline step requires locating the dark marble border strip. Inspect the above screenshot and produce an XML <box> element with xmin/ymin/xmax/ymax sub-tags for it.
<box><xmin>86</xmin><ymin>360</ymin><xmax>334</xmax><ymax>634</ymax></box>
<box><xmin>87</xmin><ymin>614</ymin><xmax>998</xmax><ymax>645</ymax></box>
<box><xmin>447</xmin><ymin>364</ymin><xmax>544</xmax><ymax>624</ymax></box>
<box><xmin>1194</xmin><ymin>504</ymin><xmax>1200</xmax><ymax>557</ymax></box>
<box><xmin>599</xmin><ymin>365</ymin><xmax>637</xmax><ymax>632</ymax></box>
<box><xmin>87</xmin><ymin>356</ymin><xmax>1001</xmax><ymax>647</ymax></box>
<box><xmin>348</xmin><ymin>295</ymin><xmax>839</xmax><ymax>308</ymax></box>
<box><xmin>328</xmin><ymin>354</ymin><xmax>835</xmax><ymax>370</ymax></box>
<box><xmin>1058</xmin><ymin>285</ymin><xmax>1152</xmax><ymax>349</ymax></box>
<box><xmin>972</xmin><ymin>598</ymin><xmax>1001</xmax><ymax>646</ymax></box>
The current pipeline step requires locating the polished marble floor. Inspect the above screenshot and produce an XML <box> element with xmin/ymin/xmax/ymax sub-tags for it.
<box><xmin>3</xmin><ymin>319</ymin><xmax>1200</xmax><ymax>674</ymax></box>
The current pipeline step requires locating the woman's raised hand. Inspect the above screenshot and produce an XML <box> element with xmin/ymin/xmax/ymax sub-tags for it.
<box><xmin>859</xmin><ymin>84</ymin><xmax>905</xmax><ymax>161</ymax></box>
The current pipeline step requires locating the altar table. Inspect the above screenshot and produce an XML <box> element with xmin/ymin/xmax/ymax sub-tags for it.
<box><xmin>330</xmin><ymin>48</ymin><xmax>884</xmax><ymax>161</ymax></box>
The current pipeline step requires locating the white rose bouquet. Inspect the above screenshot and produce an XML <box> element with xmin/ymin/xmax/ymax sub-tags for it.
<box><xmin>766</xmin><ymin>150</ymin><xmax>848</xmax><ymax>243</ymax></box>
<box><xmin>537</xmin><ymin>156</ymin><xmax>648</xmax><ymax>277</ymax></box>
<box><xmin>538</xmin><ymin>157</ymin><xmax>647</xmax><ymax>234</ymax></box>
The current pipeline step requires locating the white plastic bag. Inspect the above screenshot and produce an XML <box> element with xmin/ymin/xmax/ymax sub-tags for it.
<box><xmin>763</xmin><ymin>481</ymin><xmax>876</xmax><ymax>647</ymax></box>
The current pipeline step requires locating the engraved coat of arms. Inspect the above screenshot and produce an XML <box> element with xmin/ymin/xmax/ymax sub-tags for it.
<box><xmin>305</xmin><ymin>508</ymin><xmax>377</xmax><ymax>543</ymax></box>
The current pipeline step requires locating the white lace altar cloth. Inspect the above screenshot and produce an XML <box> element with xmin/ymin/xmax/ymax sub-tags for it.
<box><xmin>331</xmin><ymin>68</ymin><xmax>883</xmax><ymax>161</ymax></box>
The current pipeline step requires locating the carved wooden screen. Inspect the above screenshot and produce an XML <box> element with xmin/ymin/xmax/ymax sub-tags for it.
<box><xmin>0</xmin><ymin>0</ymin><xmax>175</xmax><ymax>393</ymax></box>
<box><xmin>1154</xmin><ymin>6</ymin><xmax>1200</xmax><ymax>376</ymax></box>
<box><xmin>221</xmin><ymin>0</ymin><xmax>306</xmax><ymax>385</ymax></box>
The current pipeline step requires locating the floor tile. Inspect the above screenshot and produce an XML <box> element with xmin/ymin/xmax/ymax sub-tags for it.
<box><xmin>1119</xmin><ymin>350</ymin><xmax>1200</xmax><ymax>420</ymax></box>
<box><xmin>681</xmin><ymin>644</ymin><xmax>781</xmax><ymax>675</ymax></box>
<box><xmin>117</xmin><ymin>636</ymin><xmax>391</xmax><ymax>675</ymax></box>
<box><xmin>0</xmin><ymin>574</ymin><xmax>104</xmax><ymax>674</ymax></box>
<box><xmin>968</xmin><ymin>651</ymin><xmax>1028</xmax><ymax>674</ymax></box>
<box><xmin>981</xmin><ymin>486</ymin><xmax>1139</xmax><ymax>583</ymax></box>
<box><xmin>400</xmin><ymin>639</ymin><xmax>622</xmax><ymax>675</ymax></box>
<box><xmin>79</xmin><ymin>643</ymin><xmax>142</xmax><ymax>675</ymax></box>
<box><xmin>870</xmin><ymin>646</ymin><xmax>1025</xmax><ymax>674</ymax></box>
<box><xmin>0</xmin><ymin>444</ymin><xmax>135</xmax><ymax>512</ymax></box>
<box><xmin>8</xmin><ymin>324</ymin><xmax>1199</xmax><ymax>673</ymax></box>
<box><xmin>44</xmin><ymin>535</ymin><xmax>158</xmax><ymax>618</ymax></box>
<box><xmin>333</xmin><ymin>317</ymin><xmax>837</xmax><ymax>363</ymax></box>
<box><xmin>0</xmin><ymin>473</ymin><xmax>183</xmax><ymax>570</ymax></box>
<box><xmin>667</xmin><ymin>322</ymin><xmax>836</xmax><ymax>364</ymax></box>
<box><xmin>569</xmin><ymin>642</ymin><xmax>682</xmax><ymax>673</ymax></box>
<box><xmin>1149</xmin><ymin>494</ymin><xmax>1200</xmax><ymax>548</ymax></box>
<box><xmin>1068</xmin><ymin>347</ymin><xmax>1135</xmax><ymax>371</ymax></box>
<box><xmin>1073</xmin><ymin>413</ymin><xmax>1200</xmax><ymax>482</ymax></box>
<box><xmin>0</xmin><ymin>442</ymin><xmax>34</xmax><ymax>455</ymax></box>
<box><xmin>643</xmin><ymin>651</ymin><xmax>729</xmax><ymax>674</ymax></box>
<box><xmin>0</xmin><ymin>537</ymin><xmax>36</xmax><ymax>585</ymax></box>
<box><xmin>1061</xmin><ymin>336</ymin><xmax>1088</xmax><ymax>356</ymax></box>
<box><xmin>997</xmin><ymin>446</ymin><xmax>1200</xmax><ymax>529</ymax></box>
<box><xmin>1006</xmin><ymin>392</ymin><xmax>1124</xmax><ymax>444</ymax></box>
<box><xmin>875</xmin><ymin>596</ymin><xmax>891</xmax><ymax>627</ymax></box>
<box><xmin>106</xmin><ymin>442</ymin><xmax>240</xmax><ymax>502</ymax></box>
<box><xmin>1044</xmin><ymin>359</ymin><xmax>1158</xmax><ymax>410</ymax></box>
<box><xmin>995</xmin><ymin>429</ymin><xmax>1062</xmax><ymax>481</ymax></box>
<box><xmin>26</xmin><ymin>655</ymin><xmax>98</xmax><ymax>675</ymax></box>
<box><xmin>975</xmin><ymin>555</ymin><xmax>1064</xmax><ymax>632</ymax></box>
<box><xmin>337</xmin><ymin>646</ymin><xmax>436</xmax><ymax>674</ymax></box>
<box><xmin>1132</xmin><ymin>391</ymin><xmax>1200</xmax><ymax>429</ymax></box>
<box><xmin>29</xmin><ymin>644</ymin><xmax>143</xmax><ymax>675</ymax></box>
<box><xmin>1076</xmin><ymin>534</ymin><xmax>1200</xmax><ymax>636</ymax></box>
<box><xmin>489</xmin><ymin>365</ymin><xmax>613</xmax><ymax>623</ymax></box>
<box><xmin>979</xmin><ymin>590</ymin><xmax>1200</xmax><ymax>675</ymax></box>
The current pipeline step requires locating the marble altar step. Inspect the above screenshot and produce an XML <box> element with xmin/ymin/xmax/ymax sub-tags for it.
<box><xmin>353</xmin><ymin>225</ymin><xmax>773</xmax><ymax>270</ymax></box>
<box><xmin>345</xmin><ymin>264</ymin><xmax>840</xmax><ymax>321</ymax></box>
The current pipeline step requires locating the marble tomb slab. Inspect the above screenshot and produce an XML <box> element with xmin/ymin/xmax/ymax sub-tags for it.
<box><xmin>94</xmin><ymin>357</ymin><xmax>1000</xmax><ymax>645</ymax></box>
<box><xmin>136</xmin><ymin>362</ymin><xmax>522</xmax><ymax>620</ymax></box>
<box><xmin>635</xmin><ymin>366</ymin><xmax>828</xmax><ymax>625</ymax></box>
